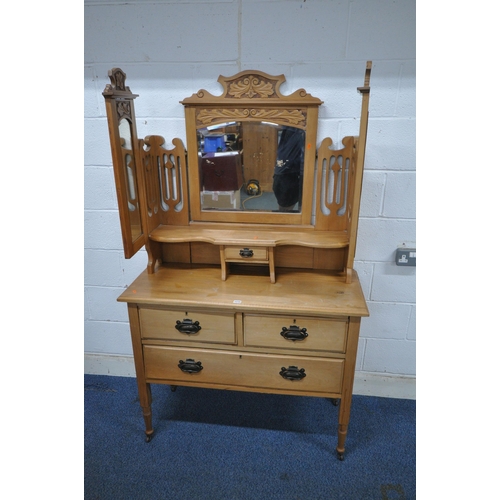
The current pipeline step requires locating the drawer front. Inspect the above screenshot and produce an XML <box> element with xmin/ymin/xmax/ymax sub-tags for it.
<box><xmin>244</xmin><ymin>315</ymin><xmax>347</xmax><ymax>353</ymax></box>
<box><xmin>140</xmin><ymin>308</ymin><xmax>236</xmax><ymax>344</ymax></box>
<box><xmin>224</xmin><ymin>246</ymin><xmax>268</xmax><ymax>261</ymax></box>
<box><xmin>143</xmin><ymin>346</ymin><xmax>344</xmax><ymax>394</ymax></box>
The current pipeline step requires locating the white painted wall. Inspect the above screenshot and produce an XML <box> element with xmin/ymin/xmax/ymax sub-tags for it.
<box><xmin>84</xmin><ymin>0</ymin><xmax>416</xmax><ymax>380</ymax></box>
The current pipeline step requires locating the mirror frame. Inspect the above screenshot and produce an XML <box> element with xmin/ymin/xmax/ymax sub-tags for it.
<box><xmin>181</xmin><ymin>70</ymin><xmax>323</xmax><ymax>225</ymax></box>
<box><xmin>103</xmin><ymin>68</ymin><xmax>146</xmax><ymax>258</ymax></box>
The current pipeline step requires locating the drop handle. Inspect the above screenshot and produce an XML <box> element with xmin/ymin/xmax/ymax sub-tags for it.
<box><xmin>281</xmin><ymin>325</ymin><xmax>308</xmax><ymax>341</ymax></box>
<box><xmin>175</xmin><ymin>319</ymin><xmax>202</xmax><ymax>334</ymax></box>
<box><xmin>178</xmin><ymin>359</ymin><xmax>203</xmax><ymax>374</ymax></box>
<box><xmin>279</xmin><ymin>366</ymin><xmax>306</xmax><ymax>381</ymax></box>
<box><xmin>239</xmin><ymin>248</ymin><xmax>254</xmax><ymax>258</ymax></box>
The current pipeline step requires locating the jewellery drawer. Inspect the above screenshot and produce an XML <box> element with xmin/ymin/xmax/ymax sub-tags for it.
<box><xmin>139</xmin><ymin>308</ymin><xmax>236</xmax><ymax>344</ymax></box>
<box><xmin>224</xmin><ymin>246</ymin><xmax>268</xmax><ymax>261</ymax></box>
<box><xmin>143</xmin><ymin>346</ymin><xmax>344</xmax><ymax>394</ymax></box>
<box><xmin>243</xmin><ymin>314</ymin><xmax>347</xmax><ymax>353</ymax></box>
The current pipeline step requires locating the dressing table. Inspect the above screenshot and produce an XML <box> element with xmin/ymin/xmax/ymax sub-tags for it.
<box><xmin>103</xmin><ymin>63</ymin><xmax>371</xmax><ymax>460</ymax></box>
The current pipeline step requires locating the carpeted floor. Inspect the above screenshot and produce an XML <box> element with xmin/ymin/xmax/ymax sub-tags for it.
<box><xmin>85</xmin><ymin>374</ymin><xmax>415</xmax><ymax>499</ymax></box>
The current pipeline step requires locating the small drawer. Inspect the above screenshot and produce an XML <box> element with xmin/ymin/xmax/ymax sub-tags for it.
<box><xmin>139</xmin><ymin>308</ymin><xmax>236</xmax><ymax>344</ymax></box>
<box><xmin>143</xmin><ymin>346</ymin><xmax>344</xmax><ymax>395</ymax></box>
<box><xmin>224</xmin><ymin>246</ymin><xmax>268</xmax><ymax>261</ymax></box>
<box><xmin>244</xmin><ymin>315</ymin><xmax>347</xmax><ymax>353</ymax></box>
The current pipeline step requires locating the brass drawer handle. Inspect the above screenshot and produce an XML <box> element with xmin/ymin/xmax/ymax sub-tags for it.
<box><xmin>178</xmin><ymin>359</ymin><xmax>203</xmax><ymax>374</ymax></box>
<box><xmin>239</xmin><ymin>248</ymin><xmax>254</xmax><ymax>258</ymax></box>
<box><xmin>279</xmin><ymin>366</ymin><xmax>306</xmax><ymax>381</ymax></box>
<box><xmin>281</xmin><ymin>325</ymin><xmax>308</xmax><ymax>341</ymax></box>
<box><xmin>175</xmin><ymin>319</ymin><xmax>201</xmax><ymax>334</ymax></box>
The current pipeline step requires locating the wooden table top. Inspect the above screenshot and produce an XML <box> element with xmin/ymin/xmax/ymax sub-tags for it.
<box><xmin>118</xmin><ymin>264</ymin><xmax>369</xmax><ymax>318</ymax></box>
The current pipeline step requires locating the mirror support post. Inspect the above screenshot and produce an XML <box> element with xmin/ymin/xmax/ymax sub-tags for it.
<box><xmin>345</xmin><ymin>61</ymin><xmax>372</xmax><ymax>282</ymax></box>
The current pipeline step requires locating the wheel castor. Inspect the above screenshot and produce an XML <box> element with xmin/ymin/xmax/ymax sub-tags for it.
<box><xmin>337</xmin><ymin>451</ymin><xmax>344</xmax><ymax>461</ymax></box>
<box><xmin>331</xmin><ymin>398</ymin><xmax>340</xmax><ymax>406</ymax></box>
<box><xmin>170</xmin><ymin>385</ymin><xmax>177</xmax><ymax>392</ymax></box>
<box><xmin>145</xmin><ymin>433</ymin><xmax>153</xmax><ymax>443</ymax></box>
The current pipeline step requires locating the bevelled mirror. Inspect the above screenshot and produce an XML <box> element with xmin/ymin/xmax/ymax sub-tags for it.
<box><xmin>182</xmin><ymin>70</ymin><xmax>323</xmax><ymax>225</ymax></box>
<box><xmin>196</xmin><ymin>121</ymin><xmax>307</xmax><ymax>213</ymax></box>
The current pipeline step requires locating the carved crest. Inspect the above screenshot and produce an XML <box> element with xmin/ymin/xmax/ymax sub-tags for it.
<box><xmin>182</xmin><ymin>70</ymin><xmax>322</xmax><ymax>105</ymax></box>
<box><xmin>111</xmin><ymin>68</ymin><xmax>127</xmax><ymax>91</ymax></box>
<box><xmin>103</xmin><ymin>67</ymin><xmax>137</xmax><ymax>98</ymax></box>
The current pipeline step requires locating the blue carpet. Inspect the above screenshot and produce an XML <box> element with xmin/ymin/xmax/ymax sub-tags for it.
<box><xmin>85</xmin><ymin>374</ymin><xmax>415</xmax><ymax>499</ymax></box>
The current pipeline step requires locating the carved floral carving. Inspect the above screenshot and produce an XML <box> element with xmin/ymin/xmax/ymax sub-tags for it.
<box><xmin>116</xmin><ymin>101</ymin><xmax>131</xmax><ymax>120</ymax></box>
<box><xmin>196</xmin><ymin>108</ymin><xmax>306</xmax><ymax>127</ymax></box>
<box><xmin>116</xmin><ymin>71</ymin><xmax>126</xmax><ymax>90</ymax></box>
<box><xmin>227</xmin><ymin>77</ymin><xmax>275</xmax><ymax>99</ymax></box>
<box><xmin>250</xmin><ymin>109</ymin><xmax>306</xmax><ymax>126</ymax></box>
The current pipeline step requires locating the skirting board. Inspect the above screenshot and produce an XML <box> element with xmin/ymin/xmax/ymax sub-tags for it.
<box><xmin>84</xmin><ymin>353</ymin><xmax>416</xmax><ymax>400</ymax></box>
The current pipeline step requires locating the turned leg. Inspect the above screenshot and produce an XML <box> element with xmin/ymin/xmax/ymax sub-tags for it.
<box><xmin>128</xmin><ymin>303</ymin><xmax>155</xmax><ymax>442</ymax></box>
<box><xmin>336</xmin><ymin>396</ymin><xmax>351</xmax><ymax>460</ymax></box>
<box><xmin>140</xmin><ymin>382</ymin><xmax>154</xmax><ymax>442</ymax></box>
<box><xmin>336</xmin><ymin>423</ymin><xmax>348</xmax><ymax>461</ymax></box>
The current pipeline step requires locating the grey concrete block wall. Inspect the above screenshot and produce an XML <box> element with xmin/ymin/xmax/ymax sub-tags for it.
<box><xmin>84</xmin><ymin>0</ymin><xmax>416</xmax><ymax>377</ymax></box>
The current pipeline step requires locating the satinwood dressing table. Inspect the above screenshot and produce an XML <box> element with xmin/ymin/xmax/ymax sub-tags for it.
<box><xmin>102</xmin><ymin>62</ymin><xmax>371</xmax><ymax>460</ymax></box>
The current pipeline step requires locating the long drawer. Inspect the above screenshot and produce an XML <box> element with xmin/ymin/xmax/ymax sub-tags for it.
<box><xmin>244</xmin><ymin>314</ymin><xmax>347</xmax><ymax>353</ymax></box>
<box><xmin>143</xmin><ymin>346</ymin><xmax>344</xmax><ymax>394</ymax></box>
<box><xmin>140</xmin><ymin>308</ymin><xmax>236</xmax><ymax>344</ymax></box>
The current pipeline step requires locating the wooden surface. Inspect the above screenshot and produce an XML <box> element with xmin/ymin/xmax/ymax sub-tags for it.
<box><xmin>150</xmin><ymin>224</ymin><xmax>349</xmax><ymax>248</ymax></box>
<box><xmin>118</xmin><ymin>264</ymin><xmax>369</xmax><ymax>318</ymax></box>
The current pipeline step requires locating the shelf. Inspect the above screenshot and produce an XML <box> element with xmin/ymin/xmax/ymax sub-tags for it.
<box><xmin>149</xmin><ymin>224</ymin><xmax>349</xmax><ymax>249</ymax></box>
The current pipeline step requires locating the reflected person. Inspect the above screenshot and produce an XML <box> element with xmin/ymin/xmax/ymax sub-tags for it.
<box><xmin>272</xmin><ymin>126</ymin><xmax>305</xmax><ymax>211</ymax></box>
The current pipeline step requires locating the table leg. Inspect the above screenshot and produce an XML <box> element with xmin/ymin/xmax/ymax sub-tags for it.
<box><xmin>139</xmin><ymin>382</ymin><xmax>154</xmax><ymax>442</ymax></box>
<box><xmin>337</xmin><ymin>423</ymin><xmax>348</xmax><ymax>460</ymax></box>
<box><xmin>128</xmin><ymin>303</ymin><xmax>155</xmax><ymax>442</ymax></box>
<box><xmin>336</xmin><ymin>316</ymin><xmax>361</xmax><ymax>460</ymax></box>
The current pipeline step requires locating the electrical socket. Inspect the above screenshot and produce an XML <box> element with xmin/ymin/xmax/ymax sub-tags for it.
<box><xmin>395</xmin><ymin>247</ymin><xmax>416</xmax><ymax>266</ymax></box>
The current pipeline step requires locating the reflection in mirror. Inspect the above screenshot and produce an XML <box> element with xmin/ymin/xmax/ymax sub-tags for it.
<box><xmin>197</xmin><ymin>122</ymin><xmax>305</xmax><ymax>212</ymax></box>
<box><xmin>118</xmin><ymin>118</ymin><xmax>141</xmax><ymax>239</ymax></box>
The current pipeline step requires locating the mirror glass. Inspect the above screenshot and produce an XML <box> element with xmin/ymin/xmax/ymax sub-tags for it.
<box><xmin>197</xmin><ymin>121</ymin><xmax>305</xmax><ymax>212</ymax></box>
<box><xmin>118</xmin><ymin>118</ymin><xmax>142</xmax><ymax>239</ymax></box>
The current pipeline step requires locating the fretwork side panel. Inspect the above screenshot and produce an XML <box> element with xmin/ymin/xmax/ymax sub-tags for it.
<box><xmin>141</xmin><ymin>135</ymin><xmax>189</xmax><ymax>232</ymax></box>
<box><xmin>315</xmin><ymin>136</ymin><xmax>356</xmax><ymax>232</ymax></box>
